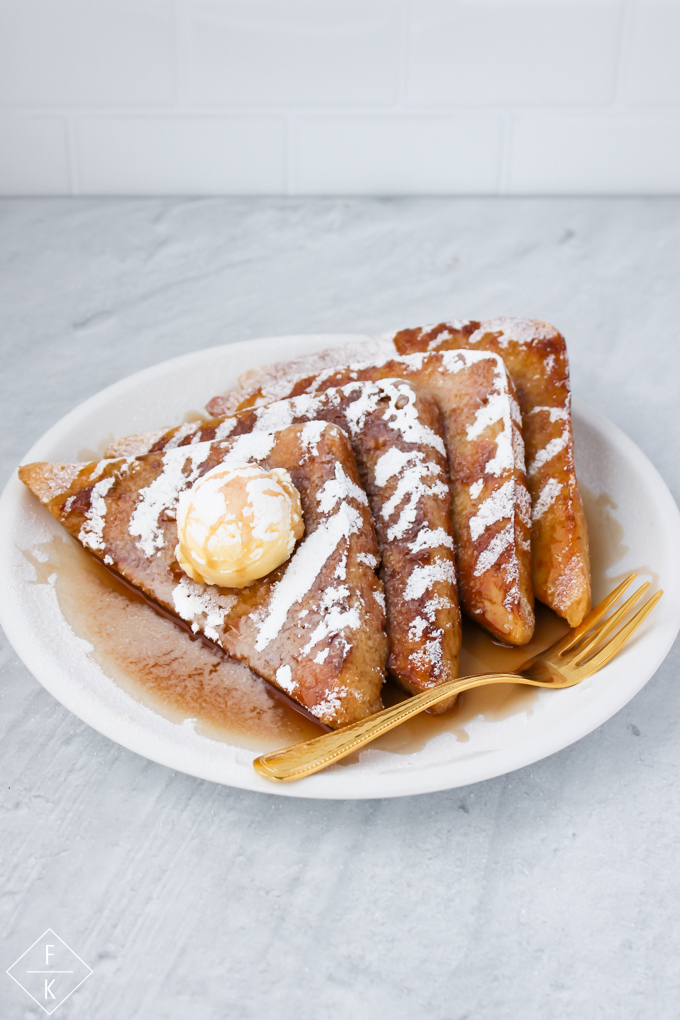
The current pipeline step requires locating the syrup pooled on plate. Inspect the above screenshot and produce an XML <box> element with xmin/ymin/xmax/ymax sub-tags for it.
<box><xmin>24</xmin><ymin>478</ymin><xmax>622</xmax><ymax>756</ymax></box>
<box><xmin>23</xmin><ymin>533</ymin><xmax>569</xmax><ymax>756</ymax></box>
<box><xmin>24</xmin><ymin>534</ymin><xmax>319</xmax><ymax>751</ymax></box>
<box><xmin>369</xmin><ymin>604</ymin><xmax>569</xmax><ymax>756</ymax></box>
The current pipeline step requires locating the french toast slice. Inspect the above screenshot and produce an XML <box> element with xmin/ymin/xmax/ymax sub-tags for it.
<box><xmin>391</xmin><ymin>319</ymin><xmax>591</xmax><ymax>627</ymax></box>
<box><xmin>19</xmin><ymin>422</ymin><xmax>387</xmax><ymax>729</ymax></box>
<box><xmin>105</xmin><ymin>380</ymin><xmax>461</xmax><ymax>709</ymax></box>
<box><xmin>207</xmin><ymin>349</ymin><xmax>534</xmax><ymax>646</ymax></box>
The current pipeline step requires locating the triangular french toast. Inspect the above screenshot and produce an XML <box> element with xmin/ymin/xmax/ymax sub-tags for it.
<box><xmin>207</xmin><ymin>348</ymin><xmax>534</xmax><ymax>646</ymax></box>
<box><xmin>19</xmin><ymin>422</ymin><xmax>387</xmax><ymax>729</ymax></box>
<box><xmin>390</xmin><ymin>319</ymin><xmax>591</xmax><ymax>627</ymax></box>
<box><xmin>105</xmin><ymin>379</ymin><xmax>461</xmax><ymax>709</ymax></box>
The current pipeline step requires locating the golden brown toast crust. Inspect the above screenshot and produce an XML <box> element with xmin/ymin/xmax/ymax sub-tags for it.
<box><xmin>391</xmin><ymin>319</ymin><xmax>591</xmax><ymax>627</ymax></box>
<box><xmin>106</xmin><ymin>380</ymin><xmax>461</xmax><ymax>704</ymax></box>
<box><xmin>207</xmin><ymin>349</ymin><xmax>534</xmax><ymax>645</ymax></box>
<box><xmin>19</xmin><ymin>423</ymin><xmax>387</xmax><ymax>729</ymax></box>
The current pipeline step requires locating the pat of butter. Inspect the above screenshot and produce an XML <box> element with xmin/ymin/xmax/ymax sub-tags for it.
<box><xmin>175</xmin><ymin>463</ymin><xmax>304</xmax><ymax>589</ymax></box>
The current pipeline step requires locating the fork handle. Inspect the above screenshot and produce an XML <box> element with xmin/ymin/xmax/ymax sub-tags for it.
<box><xmin>253</xmin><ymin>673</ymin><xmax>523</xmax><ymax>782</ymax></box>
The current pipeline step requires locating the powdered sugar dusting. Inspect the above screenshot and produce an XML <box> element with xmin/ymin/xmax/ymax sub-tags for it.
<box><xmin>237</xmin><ymin>337</ymin><xmax>394</xmax><ymax>394</ymax></box>
<box><xmin>374</xmin><ymin>447</ymin><xmax>448</xmax><ymax>541</ymax></box>
<box><xmin>528</xmin><ymin>404</ymin><xmax>569</xmax><ymax>423</ymax></box>
<box><xmin>105</xmin><ymin>431</ymin><xmax>165</xmax><ymax>458</ymax></box>
<box><xmin>300</xmin><ymin>585</ymin><xmax>362</xmax><ymax>656</ymax></box>
<box><xmin>341</xmin><ymin>379</ymin><xmax>446</xmax><ymax>454</ymax></box>
<box><xmin>381</xmin><ymin>321</ymin><xmax>471</xmax><ymax>350</ymax></box>
<box><xmin>533</xmin><ymin>477</ymin><xmax>562</xmax><ymax>520</ymax></box>
<box><xmin>33</xmin><ymin>463</ymin><xmax>84</xmax><ymax>502</ymax></box>
<box><xmin>408</xmin><ymin>528</ymin><xmax>454</xmax><ymax>554</ymax></box>
<box><xmin>408</xmin><ymin>616</ymin><xmax>428</xmax><ymax>640</ymax></box>
<box><xmin>468</xmin><ymin>317</ymin><xmax>556</xmax><ymax>348</ymax></box>
<box><xmin>213</xmin><ymin>418</ymin><xmax>239</xmax><ymax>441</ymax></box>
<box><xmin>526</xmin><ymin>405</ymin><xmax>570</xmax><ymax>476</ymax></box>
<box><xmin>473</xmin><ymin>524</ymin><xmax>514</xmax><ymax>577</ymax></box>
<box><xmin>529</xmin><ymin>433</ymin><xmax>569</xmax><ymax>475</ymax></box>
<box><xmin>317</xmin><ymin>461</ymin><xmax>368</xmax><ymax>514</ymax></box>
<box><xmin>275</xmin><ymin>664</ymin><xmax>296</xmax><ymax>694</ymax></box>
<box><xmin>469</xmin><ymin>479</ymin><xmax>516</xmax><ymax>542</ymax></box>
<box><xmin>299</xmin><ymin>419</ymin><xmax>332</xmax><ymax>457</ymax></box>
<box><xmin>215</xmin><ymin>430</ymin><xmax>278</xmax><ymax>468</ymax></box>
<box><xmin>309</xmin><ymin>688</ymin><xmax>348</xmax><ymax>720</ymax></box>
<box><xmin>404</xmin><ymin>561</ymin><xmax>457</xmax><ymax>602</ymax></box>
<box><xmin>466</xmin><ymin>358</ymin><xmax>516</xmax><ymax>478</ymax></box>
<box><xmin>254</xmin><ymin>500</ymin><xmax>364</xmax><ymax>653</ymax></box>
<box><xmin>79</xmin><ymin>476</ymin><xmax>116</xmax><ymax>551</ymax></box>
<box><xmin>357</xmin><ymin>551</ymin><xmax>379</xmax><ymax>568</ymax></box>
<box><xmin>129</xmin><ymin>444</ymin><xmax>212</xmax><ymax>558</ymax></box>
<box><xmin>171</xmin><ymin>575</ymin><xmax>237</xmax><ymax>644</ymax></box>
<box><xmin>165</xmin><ymin>421</ymin><xmax>208</xmax><ymax>450</ymax></box>
<box><xmin>410</xmin><ymin>634</ymin><xmax>445</xmax><ymax>676</ymax></box>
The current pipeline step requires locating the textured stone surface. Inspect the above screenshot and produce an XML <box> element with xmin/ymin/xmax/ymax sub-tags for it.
<box><xmin>1</xmin><ymin>197</ymin><xmax>679</xmax><ymax>1020</ymax></box>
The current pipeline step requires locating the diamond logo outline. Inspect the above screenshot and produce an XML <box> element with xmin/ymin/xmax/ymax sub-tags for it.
<box><xmin>6</xmin><ymin>928</ymin><xmax>93</xmax><ymax>1015</ymax></box>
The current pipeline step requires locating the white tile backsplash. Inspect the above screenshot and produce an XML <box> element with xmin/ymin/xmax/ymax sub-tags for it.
<box><xmin>77</xmin><ymin>117</ymin><xmax>286</xmax><ymax>194</ymax></box>
<box><xmin>295</xmin><ymin>115</ymin><xmax>502</xmax><ymax>193</ymax></box>
<box><xmin>0</xmin><ymin>0</ymin><xmax>678</xmax><ymax>195</ymax></box>
<box><xmin>186</xmin><ymin>0</ymin><xmax>401</xmax><ymax>107</ymax></box>
<box><xmin>0</xmin><ymin>117</ymin><xmax>70</xmax><ymax>194</ymax></box>
<box><xmin>0</xmin><ymin>2</ymin><xmax>176</xmax><ymax>108</ymax></box>
<box><xmin>509</xmin><ymin>113</ymin><xmax>680</xmax><ymax>193</ymax></box>
<box><xmin>408</xmin><ymin>0</ymin><xmax>623</xmax><ymax>108</ymax></box>
<box><xmin>621</xmin><ymin>1</ymin><xmax>680</xmax><ymax>106</ymax></box>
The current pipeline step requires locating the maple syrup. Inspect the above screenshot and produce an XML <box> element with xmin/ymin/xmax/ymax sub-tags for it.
<box><xmin>24</xmin><ymin>478</ymin><xmax>625</xmax><ymax>756</ymax></box>
<box><xmin>24</xmin><ymin>535</ymin><xmax>318</xmax><ymax>751</ymax></box>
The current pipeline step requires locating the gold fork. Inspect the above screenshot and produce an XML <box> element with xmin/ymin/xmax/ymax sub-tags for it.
<box><xmin>253</xmin><ymin>574</ymin><xmax>662</xmax><ymax>783</ymax></box>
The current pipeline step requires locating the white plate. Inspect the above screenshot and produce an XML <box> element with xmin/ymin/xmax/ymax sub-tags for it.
<box><xmin>2</xmin><ymin>335</ymin><xmax>680</xmax><ymax>800</ymax></box>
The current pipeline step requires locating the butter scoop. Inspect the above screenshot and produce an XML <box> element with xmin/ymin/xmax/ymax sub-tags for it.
<box><xmin>175</xmin><ymin>463</ymin><xmax>304</xmax><ymax>589</ymax></box>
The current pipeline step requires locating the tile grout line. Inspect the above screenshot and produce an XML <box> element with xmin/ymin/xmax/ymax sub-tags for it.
<box><xmin>64</xmin><ymin>113</ymin><xmax>80</xmax><ymax>196</ymax></box>
<box><xmin>399</xmin><ymin>0</ymin><xmax>411</xmax><ymax>110</ymax></box>
<box><xmin>174</xmin><ymin>0</ymin><xmax>189</xmax><ymax>113</ymax></box>
<box><xmin>612</xmin><ymin>0</ymin><xmax>635</xmax><ymax>109</ymax></box>
<box><xmin>285</xmin><ymin>113</ymin><xmax>296</xmax><ymax>196</ymax></box>
<box><xmin>4</xmin><ymin>101</ymin><xmax>680</xmax><ymax>118</ymax></box>
<box><xmin>499</xmin><ymin>112</ymin><xmax>513</xmax><ymax>196</ymax></box>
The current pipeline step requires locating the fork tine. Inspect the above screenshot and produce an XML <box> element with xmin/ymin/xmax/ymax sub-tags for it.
<box><xmin>573</xmin><ymin>582</ymin><xmax>650</xmax><ymax>664</ymax></box>
<box><xmin>556</xmin><ymin>573</ymin><xmax>637</xmax><ymax>655</ymax></box>
<box><xmin>573</xmin><ymin>590</ymin><xmax>663</xmax><ymax>679</ymax></box>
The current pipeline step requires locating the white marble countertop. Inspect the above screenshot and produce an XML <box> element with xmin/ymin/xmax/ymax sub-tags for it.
<box><xmin>1</xmin><ymin>197</ymin><xmax>679</xmax><ymax>1020</ymax></box>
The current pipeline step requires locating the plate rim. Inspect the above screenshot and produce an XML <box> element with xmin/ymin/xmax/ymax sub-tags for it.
<box><xmin>2</xmin><ymin>336</ymin><xmax>680</xmax><ymax>800</ymax></box>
